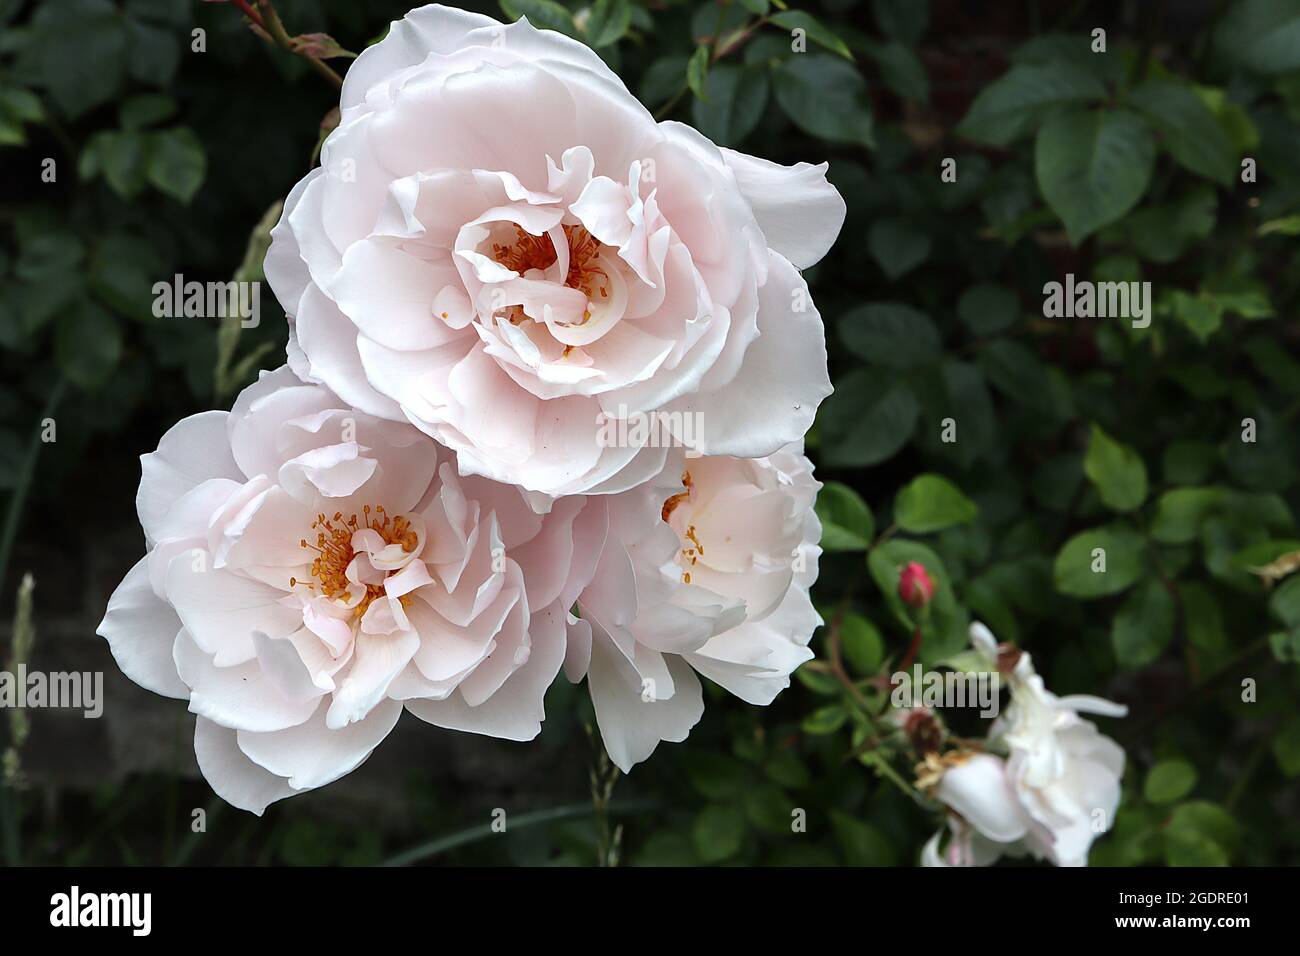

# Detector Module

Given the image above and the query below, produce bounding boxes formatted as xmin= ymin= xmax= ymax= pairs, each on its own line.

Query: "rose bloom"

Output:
xmin=561 ymin=444 xmax=822 ymax=770
xmin=265 ymin=4 xmax=842 ymax=499
xmin=922 ymin=623 xmax=1127 ymax=867
xmin=97 ymin=368 xmax=583 ymax=813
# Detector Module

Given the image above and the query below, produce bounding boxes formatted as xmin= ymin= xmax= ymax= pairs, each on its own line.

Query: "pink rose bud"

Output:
xmin=898 ymin=561 xmax=935 ymax=608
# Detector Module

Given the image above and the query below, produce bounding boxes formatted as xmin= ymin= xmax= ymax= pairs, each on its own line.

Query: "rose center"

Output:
xmin=490 ymin=224 xmax=610 ymax=326
xmin=292 ymin=505 xmax=418 ymax=619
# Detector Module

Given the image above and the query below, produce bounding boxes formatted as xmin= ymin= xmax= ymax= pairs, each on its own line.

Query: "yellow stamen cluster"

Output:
xmin=661 ymin=471 xmax=701 ymax=584
xmin=289 ymin=505 xmax=418 ymax=620
xmin=913 ymin=750 xmax=977 ymax=796
xmin=489 ymin=224 xmax=610 ymax=327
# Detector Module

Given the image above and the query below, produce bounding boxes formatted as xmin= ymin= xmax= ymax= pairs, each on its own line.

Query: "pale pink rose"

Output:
xmin=97 ymin=367 xmax=580 ymax=813
xmin=561 ymin=444 xmax=822 ymax=771
xmin=265 ymin=4 xmax=842 ymax=499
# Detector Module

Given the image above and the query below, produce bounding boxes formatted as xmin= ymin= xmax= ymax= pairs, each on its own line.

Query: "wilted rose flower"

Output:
xmin=265 ymin=4 xmax=842 ymax=499
xmin=897 ymin=560 xmax=934 ymax=608
xmin=918 ymin=750 xmax=1030 ymax=851
xmin=921 ymin=623 xmax=1127 ymax=866
xmin=561 ymin=444 xmax=822 ymax=770
xmin=978 ymin=624 xmax=1128 ymax=867
xmin=98 ymin=367 xmax=580 ymax=813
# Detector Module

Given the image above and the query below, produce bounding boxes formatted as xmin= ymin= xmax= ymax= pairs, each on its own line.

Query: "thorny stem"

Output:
xmin=237 ymin=0 xmax=344 ymax=90
xmin=230 ymin=0 xmax=263 ymax=27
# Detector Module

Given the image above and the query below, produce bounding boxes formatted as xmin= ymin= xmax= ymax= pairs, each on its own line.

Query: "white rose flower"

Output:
xmin=561 ymin=443 xmax=822 ymax=771
xmin=98 ymin=367 xmax=582 ymax=813
xmin=264 ymin=4 xmax=841 ymax=499
xmin=921 ymin=623 xmax=1127 ymax=866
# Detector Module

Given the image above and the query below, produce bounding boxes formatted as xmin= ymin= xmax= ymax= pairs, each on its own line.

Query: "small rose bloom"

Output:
xmin=98 ymin=368 xmax=581 ymax=813
xmin=264 ymin=4 xmax=842 ymax=500
xmin=561 ymin=444 xmax=822 ymax=771
xmin=898 ymin=560 xmax=934 ymax=607
xmin=922 ymin=623 xmax=1128 ymax=867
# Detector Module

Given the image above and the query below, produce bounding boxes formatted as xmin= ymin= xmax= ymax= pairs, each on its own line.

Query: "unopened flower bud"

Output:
xmin=898 ymin=561 xmax=934 ymax=608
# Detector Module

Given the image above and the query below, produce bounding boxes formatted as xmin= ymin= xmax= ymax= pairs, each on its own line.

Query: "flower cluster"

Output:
xmin=97 ymin=4 xmax=842 ymax=813
xmin=917 ymin=624 xmax=1128 ymax=867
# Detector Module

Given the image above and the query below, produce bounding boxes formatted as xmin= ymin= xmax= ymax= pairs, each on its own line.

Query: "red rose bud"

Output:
xmin=898 ymin=561 xmax=934 ymax=608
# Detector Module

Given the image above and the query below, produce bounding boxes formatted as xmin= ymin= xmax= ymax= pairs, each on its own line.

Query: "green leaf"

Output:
xmin=743 ymin=784 xmax=795 ymax=835
xmin=99 ymin=130 xmax=148 ymax=200
xmin=1054 ymin=525 xmax=1146 ymax=598
xmin=871 ymin=0 xmax=928 ymax=45
xmin=1179 ymin=582 xmax=1226 ymax=652
xmin=1151 ymin=487 xmax=1226 ymax=544
xmin=1165 ymin=801 xmax=1238 ymax=866
xmin=978 ymin=339 xmax=1052 ymax=406
xmin=640 ymin=56 xmax=690 ymax=105
xmin=1274 ymin=717 xmax=1300 ymax=777
xmin=1124 ymin=186 xmax=1216 ymax=264
xmin=584 ymin=0 xmax=631 ymax=48
xmin=1167 ymin=289 xmax=1223 ymax=342
xmin=1144 ymin=759 xmax=1197 ymax=804
xmin=958 ymin=283 xmax=1018 ymax=336
xmin=840 ymin=613 xmax=884 ymax=677
xmin=815 ymin=481 xmax=875 ymax=551
xmin=686 ymin=45 xmax=710 ymax=101
xmin=1084 ymin=424 xmax=1148 ymax=513
xmin=795 ymin=662 xmax=841 ymax=696
xmin=1214 ymin=0 xmax=1300 ymax=75
xmin=893 ymin=474 xmax=978 ymax=534
xmin=831 ymin=812 xmax=898 ymax=865
xmin=90 ymin=233 xmax=158 ymax=318
xmin=867 ymin=218 xmax=931 ymax=279
xmin=690 ymin=63 xmax=768 ymax=147
xmin=768 ymin=11 xmax=853 ymax=60
xmin=802 ymin=704 xmax=848 ymax=735
xmin=36 ymin=0 xmax=129 ymax=118
xmin=1270 ymin=576 xmax=1300 ymax=628
xmin=840 ymin=302 xmax=940 ymax=368
xmin=818 ymin=371 xmax=919 ymax=467
xmin=1035 ymin=108 xmax=1156 ymax=245
xmin=864 ymin=39 xmax=928 ymax=103
xmin=763 ymin=749 xmax=810 ymax=789
xmin=0 ymin=85 xmax=42 ymax=124
xmin=772 ymin=55 xmax=874 ymax=146
xmin=692 ymin=804 xmax=746 ymax=863
xmin=500 ymin=0 xmax=577 ymax=36
xmin=145 ymin=127 xmax=206 ymax=203
xmin=119 ymin=93 xmax=176 ymax=130
xmin=55 ymin=298 xmax=123 ymax=389
xmin=930 ymin=360 xmax=996 ymax=467
xmin=1112 ymin=578 xmax=1175 ymax=669
xmin=1272 ymin=628 xmax=1300 ymax=663
xmin=15 ymin=231 xmax=84 ymax=282
xmin=0 ymin=114 xmax=24 ymax=147
xmin=1258 ymin=213 xmax=1300 ymax=236
xmin=126 ymin=16 xmax=179 ymax=86
xmin=957 ymin=63 xmax=1105 ymax=147
xmin=1165 ymin=830 xmax=1229 ymax=867
xmin=1125 ymin=80 xmax=1236 ymax=185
